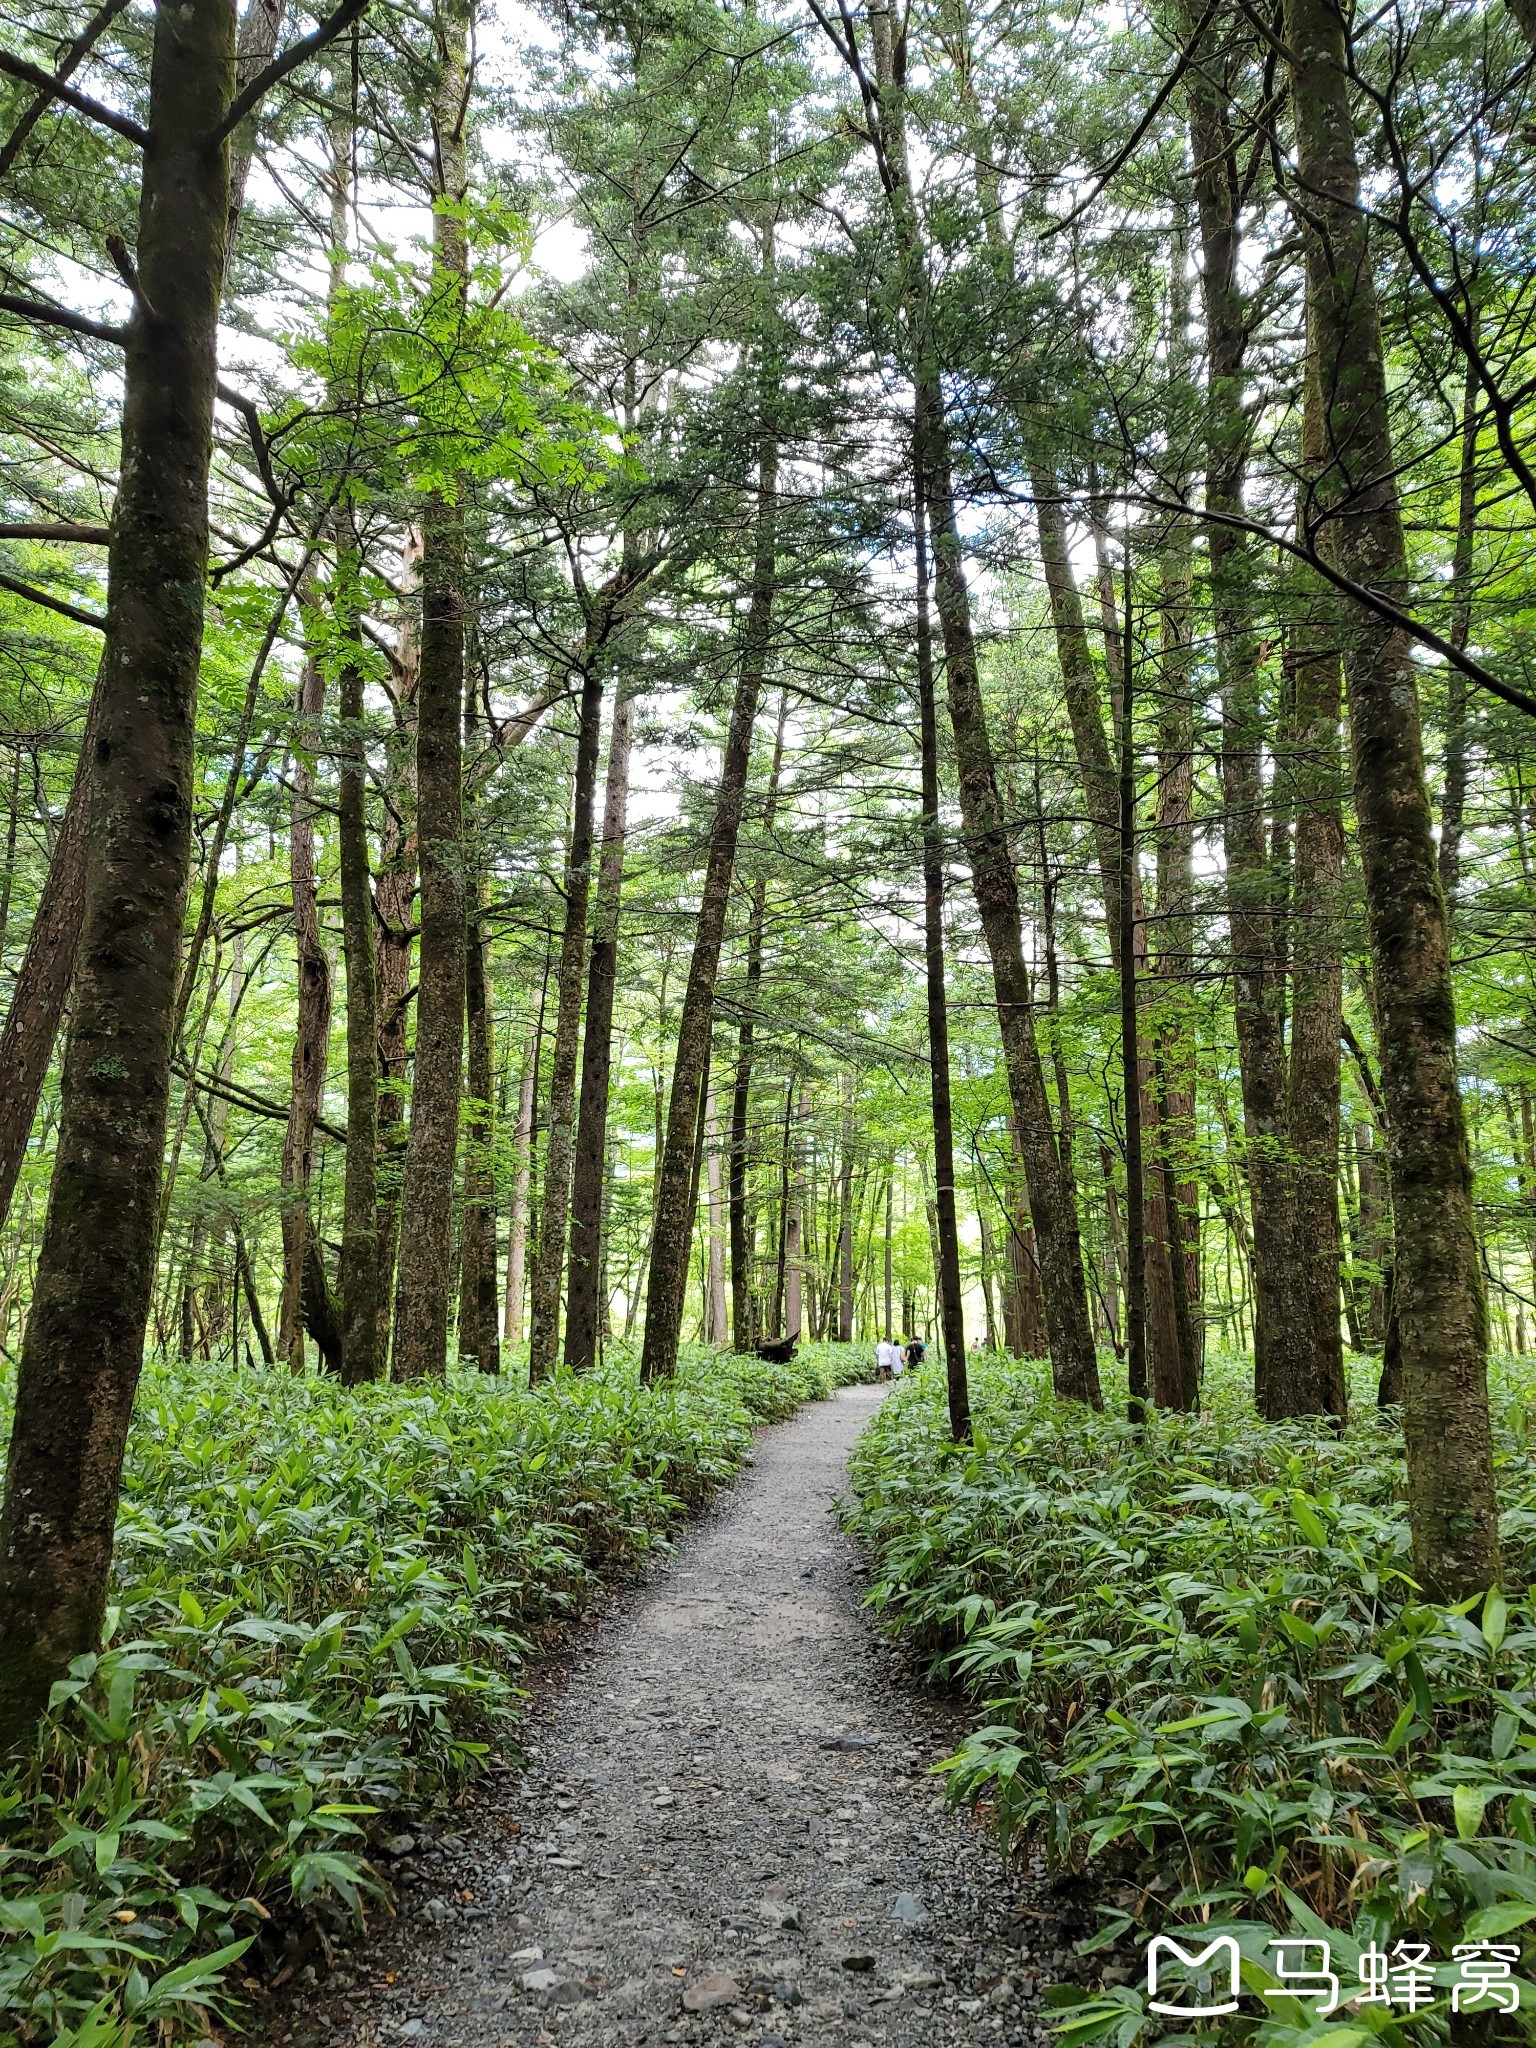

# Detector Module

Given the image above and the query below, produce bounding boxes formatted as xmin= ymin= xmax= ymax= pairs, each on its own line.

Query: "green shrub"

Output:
xmin=0 ymin=1346 xmax=820 ymax=2046
xmin=843 ymin=1353 xmax=1536 ymax=2045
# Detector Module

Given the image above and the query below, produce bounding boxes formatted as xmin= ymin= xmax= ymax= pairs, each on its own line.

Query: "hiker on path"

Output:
xmin=875 ymin=1336 xmax=896 ymax=1381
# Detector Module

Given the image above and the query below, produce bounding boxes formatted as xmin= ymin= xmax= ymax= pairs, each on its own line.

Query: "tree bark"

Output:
xmin=391 ymin=17 xmax=470 ymax=1382
xmin=1285 ymin=0 xmax=1499 ymax=1594
xmin=565 ymin=684 xmax=635 ymax=1371
xmin=0 ymin=0 xmax=235 ymax=1745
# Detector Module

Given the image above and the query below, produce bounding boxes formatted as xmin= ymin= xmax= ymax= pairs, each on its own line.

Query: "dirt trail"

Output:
xmin=280 ymin=1384 xmax=1076 ymax=2048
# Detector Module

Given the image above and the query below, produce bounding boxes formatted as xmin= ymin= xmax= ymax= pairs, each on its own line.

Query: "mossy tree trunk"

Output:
xmin=0 ymin=0 xmax=235 ymax=1745
xmin=1285 ymin=0 xmax=1499 ymax=1593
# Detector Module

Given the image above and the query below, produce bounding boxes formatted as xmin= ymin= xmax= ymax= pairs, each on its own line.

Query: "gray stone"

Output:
xmin=890 ymin=1890 xmax=930 ymax=1927
xmin=682 ymin=1974 xmax=744 ymax=2012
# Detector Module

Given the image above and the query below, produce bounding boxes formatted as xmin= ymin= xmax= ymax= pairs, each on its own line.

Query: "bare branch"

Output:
xmin=0 ymin=292 xmax=125 ymax=345
xmin=0 ymin=0 xmax=132 ymax=178
xmin=0 ymin=568 xmax=105 ymax=630
xmin=0 ymin=46 xmax=146 ymax=144
xmin=0 ymin=522 xmax=110 ymax=543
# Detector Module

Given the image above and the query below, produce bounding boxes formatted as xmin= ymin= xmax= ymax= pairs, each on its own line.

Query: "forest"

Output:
xmin=0 ymin=0 xmax=1534 ymax=2035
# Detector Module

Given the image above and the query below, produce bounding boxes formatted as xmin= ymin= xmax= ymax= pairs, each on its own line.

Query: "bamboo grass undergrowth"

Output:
xmin=843 ymin=1353 xmax=1536 ymax=2047
xmin=0 ymin=1341 xmax=872 ymax=2046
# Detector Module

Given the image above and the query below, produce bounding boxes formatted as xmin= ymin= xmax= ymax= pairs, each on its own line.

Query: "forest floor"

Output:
xmin=259 ymin=1383 xmax=1087 ymax=2048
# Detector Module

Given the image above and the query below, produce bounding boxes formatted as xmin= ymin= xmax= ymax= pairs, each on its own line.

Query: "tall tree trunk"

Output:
xmin=503 ymin=1028 xmax=537 ymax=1346
xmin=728 ymin=693 xmax=787 ymax=1352
xmin=1032 ymin=482 xmax=1189 ymax=1403
xmin=1120 ymin=647 xmax=1148 ymax=1423
xmin=0 ymin=0 xmax=235 ymax=1745
xmin=457 ymin=637 xmax=499 ymax=1373
xmin=528 ymin=654 xmax=606 ymax=1378
xmin=837 ymin=1099 xmax=855 ymax=1343
xmin=854 ymin=0 xmax=1098 ymax=1405
xmin=640 ymin=415 xmax=778 ymax=1379
xmin=278 ymin=653 xmax=333 ymax=1369
xmin=784 ymin=1086 xmax=808 ymax=1339
xmin=1439 ymin=349 xmax=1479 ymax=925
xmin=883 ymin=1172 xmax=893 ymax=1343
xmin=391 ymin=18 xmax=470 ymax=1382
xmin=1283 ymin=352 xmax=1348 ymax=1419
xmin=1285 ymin=0 xmax=1499 ymax=1595
xmin=1154 ymin=239 xmax=1203 ymax=1397
xmin=0 ymin=0 xmax=284 ymax=1242
xmin=565 ymin=685 xmax=635 ymax=1371
xmin=916 ymin=485 xmax=969 ymax=1433
xmin=457 ymin=889 xmax=499 ymax=1371
xmin=335 ymin=527 xmax=380 ymax=1385
xmin=703 ymin=1085 xmax=729 ymax=1343
xmin=1184 ymin=11 xmax=1296 ymax=1413
xmin=372 ymin=560 xmax=420 ymax=1370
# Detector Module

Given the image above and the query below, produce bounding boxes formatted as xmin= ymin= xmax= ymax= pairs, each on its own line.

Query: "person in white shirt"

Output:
xmin=890 ymin=1338 xmax=906 ymax=1377
xmin=875 ymin=1336 xmax=895 ymax=1380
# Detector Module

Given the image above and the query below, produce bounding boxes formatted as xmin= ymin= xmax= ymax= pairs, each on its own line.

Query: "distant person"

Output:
xmin=875 ymin=1336 xmax=895 ymax=1380
xmin=891 ymin=1338 xmax=907 ymax=1378
xmin=904 ymin=1336 xmax=925 ymax=1370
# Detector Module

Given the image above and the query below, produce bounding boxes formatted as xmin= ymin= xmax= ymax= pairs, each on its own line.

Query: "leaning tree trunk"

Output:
xmin=861 ymin=0 xmax=1099 ymax=1404
xmin=0 ymin=681 xmax=100 ymax=1231
xmin=391 ymin=17 xmax=470 ymax=1382
xmin=642 ymin=430 xmax=778 ymax=1381
xmin=1032 ymin=474 xmax=1191 ymax=1406
xmin=1285 ymin=0 xmax=1499 ymax=1595
xmin=565 ymin=684 xmax=636 ymax=1371
xmin=0 ymin=0 xmax=235 ymax=1746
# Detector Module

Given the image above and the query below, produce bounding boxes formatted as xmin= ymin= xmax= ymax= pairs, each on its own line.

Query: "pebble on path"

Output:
xmin=263 ymin=1384 xmax=1083 ymax=2048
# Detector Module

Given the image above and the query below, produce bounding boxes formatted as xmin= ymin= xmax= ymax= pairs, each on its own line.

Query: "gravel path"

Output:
xmin=277 ymin=1385 xmax=1083 ymax=2048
